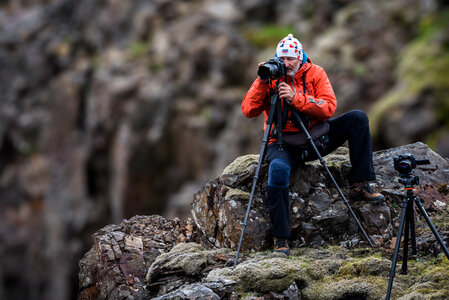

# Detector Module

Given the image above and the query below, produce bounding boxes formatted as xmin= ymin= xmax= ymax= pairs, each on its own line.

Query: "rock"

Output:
xmin=206 ymin=256 xmax=309 ymax=294
xmin=302 ymin=278 xmax=383 ymax=300
xmin=191 ymin=148 xmax=386 ymax=251
xmin=77 ymin=185 xmax=449 ymax=300
xmin=282 ymin=282 xmax=301 ymax=300
xmin=2 ymin=0 xmax=449 ymax=298
xmin=191 ymin=174 xmax=272 ymax=251
xmin=152 ymin=284 xmax=220 ymax=300
xmin=152 ymin=280 xmax=237 ymax=300
xmin=369 ymin=18 xmax=449 ymax=157
xmin=145 ymin=243 xmax=236 ymax=297
xmin=78 ymin=215 xmax=201 ymax=300
xmin=191 ymin=143 xmax=449 ymax=252
xmin=373 ymin=142 xmax=449 ymax=190
xmin=204 ymin=246 xmax=388 ymax=298
xmin=396 ymin=256 xmax=449 ymax=299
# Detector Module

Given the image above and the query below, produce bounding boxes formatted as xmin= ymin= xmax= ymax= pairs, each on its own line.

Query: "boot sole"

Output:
xmin=274 ymin=248 xmax=290 ymax=256
xmin=349 ymin=193 xmax=384 ymax=205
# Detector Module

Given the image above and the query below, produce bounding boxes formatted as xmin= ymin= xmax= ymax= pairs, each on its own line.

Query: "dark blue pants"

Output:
xmin=265 ymin=110 xmax=376 ymax=238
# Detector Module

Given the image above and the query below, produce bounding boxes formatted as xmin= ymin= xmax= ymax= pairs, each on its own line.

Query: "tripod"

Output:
xmin=233 ymin=80 xmax=373 ymax=269
xmin=385 ymin=174 xmax=449 ymax=300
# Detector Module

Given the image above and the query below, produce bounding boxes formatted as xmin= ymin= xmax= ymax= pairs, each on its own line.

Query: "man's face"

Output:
xmin=280 ymin=56 xmax=301 ymax=76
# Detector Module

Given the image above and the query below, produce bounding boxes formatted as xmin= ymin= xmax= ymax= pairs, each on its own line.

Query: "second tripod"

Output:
xmin=385 ymin=157 xmax=449 ymax=300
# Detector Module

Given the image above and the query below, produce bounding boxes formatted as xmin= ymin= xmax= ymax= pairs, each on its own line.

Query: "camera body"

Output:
xmin=394 ymin=154 xmax=417 ymax=176
xmin=393 ymin=153 xmax=430 ymax=177
xmin=258 ymin=57 xmax=286 ymax=81
xmin=393 ymin=153 xmax=430 ymax=188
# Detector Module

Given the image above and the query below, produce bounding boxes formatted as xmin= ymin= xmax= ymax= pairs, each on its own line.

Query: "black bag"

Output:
xmin=282 ymin=121 xmax=330 ymax=160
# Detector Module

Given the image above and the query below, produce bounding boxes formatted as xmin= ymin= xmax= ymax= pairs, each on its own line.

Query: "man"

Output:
xmin=242 ymin=33 xmax=384 ymax=256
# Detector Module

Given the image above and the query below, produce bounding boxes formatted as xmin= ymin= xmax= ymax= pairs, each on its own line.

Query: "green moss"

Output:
xmin=201 ymin=106 xmax=212 ymax=122
xmin=302 ymin=276 xmax=386 ymax=300
xmin=231 ymin=257 xmax=308 ymax=294
xmin=129 ymin=41 xmax=148 ymax=59
xmin=398 ymin=36 xmax=449 ymax=94
xmin=350 ymin=247 xmax=381 ymax=258
xmin=369 ymin=87 xmax=412 ymax=138
xmin=425 ymin=130 xmax=441 ymax=150
xmin=418 ymin=10 xmax=449 ymax=42
xmin=338 ymin=257 xmax=390 ymax=277
xmin=353 ymin=63 xmax=369 ymax=78
xmin=369 ymin=9 xmax=449 ymax=139
xmin=244 ymin=24 xmax=295 ymax=49
xmin=225 ymin=188 xmax=250 ymax=202
xmin=432 ymin=203 xmax=449 ymax=228
xmin=401 ymin=256 xmax=449 ymax=298
xmin=437 ymin=183 xmax=449 ymax=195
xmin=222 ymin=154 xmax=259 ymax=176
xmin=207 ymin=245 xmax=449 ymax=299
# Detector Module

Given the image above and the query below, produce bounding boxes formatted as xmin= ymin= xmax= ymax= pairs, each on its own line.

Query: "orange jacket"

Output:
xmin=242 ymin=58 xmax=337 ymax=137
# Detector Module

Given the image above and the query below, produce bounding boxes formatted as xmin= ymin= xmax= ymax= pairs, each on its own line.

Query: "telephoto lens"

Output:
xmin=257 ymin=57 xmax=286 ymax=80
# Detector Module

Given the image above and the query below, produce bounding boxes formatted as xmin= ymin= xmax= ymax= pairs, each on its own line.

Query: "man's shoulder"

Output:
xmin=308 ymin=62 xmax=325 ymax=72
xmin=300 ymin=62 xmax=326 ymax=77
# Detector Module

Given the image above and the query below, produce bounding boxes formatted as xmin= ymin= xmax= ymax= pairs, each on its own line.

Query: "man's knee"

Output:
xmin=268 ymin=159 xmax=291 ymax=188
xmin=349 ymin=109 xmax=369 ymax=127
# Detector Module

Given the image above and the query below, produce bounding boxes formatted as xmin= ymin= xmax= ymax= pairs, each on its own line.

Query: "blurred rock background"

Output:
xmin=0 ymin=0 xmax=448 ymax=299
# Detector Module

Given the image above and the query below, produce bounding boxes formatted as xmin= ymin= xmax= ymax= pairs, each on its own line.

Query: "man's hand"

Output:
xmin=278 ymin=82 xmax=295 ymax=102
xmin=257 ymin=61 xmax=268 ymax=83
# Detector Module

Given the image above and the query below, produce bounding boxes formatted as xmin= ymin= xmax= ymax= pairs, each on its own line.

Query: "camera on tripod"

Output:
xmin=393 ymin=153 xmax=430 ymax=176
xmin=386 ymin=152 xmax=449 ymax=300
xmin=393 ymin=153 xmax=430 ymax=187
xmin=258 ymin=57 xmax=286 ymax=81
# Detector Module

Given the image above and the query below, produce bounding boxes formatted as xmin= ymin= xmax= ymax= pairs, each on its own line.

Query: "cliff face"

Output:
xmin=1 ymin=0 xmax=449 ymax=299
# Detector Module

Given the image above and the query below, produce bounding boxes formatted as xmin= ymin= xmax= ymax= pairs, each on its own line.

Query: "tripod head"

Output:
xmin=398 ymin=175 xmax=419 ymax=189
xmin=393 ymin=153 xmax=430 ymax=189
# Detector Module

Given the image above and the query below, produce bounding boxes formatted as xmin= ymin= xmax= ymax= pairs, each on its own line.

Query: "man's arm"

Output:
xmin=289 ymin=66 xmax=337 ymax=120
xmin=242 ymin=77 xmax=270 ymax=118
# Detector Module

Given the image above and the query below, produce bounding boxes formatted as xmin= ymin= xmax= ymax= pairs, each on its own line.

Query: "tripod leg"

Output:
xmin=401 ymin=200 xmax=412 ymax=274
xmin=288 ymin=108 xmax=373 ymax=247
xmin=409 ymin=202 xmax=417 ymax=258
xmin=386 ymin=199 xmax=409 ymax=300
xmin=233 ymin=94 xmax=280 ymax=269
xmin=414 ymin=197 xmax=449 ymax=260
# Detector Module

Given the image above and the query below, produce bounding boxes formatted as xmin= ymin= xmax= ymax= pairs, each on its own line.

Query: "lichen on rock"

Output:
xmin=206 ymin=256 xmax=309 ymax=294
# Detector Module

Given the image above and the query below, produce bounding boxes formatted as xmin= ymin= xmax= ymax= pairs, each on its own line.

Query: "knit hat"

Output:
xmin=276 ymin=33 xmax=303 ymax=61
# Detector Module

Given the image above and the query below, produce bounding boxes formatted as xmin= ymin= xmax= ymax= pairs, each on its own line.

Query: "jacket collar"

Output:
xmin=294 ymin=57 xmax=312 ymax=79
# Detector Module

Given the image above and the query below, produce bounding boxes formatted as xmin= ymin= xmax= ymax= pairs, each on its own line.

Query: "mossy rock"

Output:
xmin=302 ymin=276 xmax=386 ymax=300
xmin=206 ymin=256 xmax=309 ymax=294
xmin=338 ymin=256 xmax=391 ymax=277
xmin=225 ymin=188 xmax=250 ymax=202
xmin=222 ymin=154 xmax=259 ymax=176
xmin=403 ymin=257 xmax=449 ymax=298
xmin=146 ymin=243 xmax=231 ymax=283
xmin=369 ymin=9 xmax=449 ymax=138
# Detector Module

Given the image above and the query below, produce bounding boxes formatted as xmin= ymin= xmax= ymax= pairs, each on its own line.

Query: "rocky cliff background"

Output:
xmin=1 ymin=0 xmax=449 ymax=299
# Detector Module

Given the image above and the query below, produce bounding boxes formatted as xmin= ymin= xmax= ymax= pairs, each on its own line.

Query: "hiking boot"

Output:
xmin=349 ymin=181 xmax=385 ymax=204
xmin=274 ymin=238 xmax=290 ymax=256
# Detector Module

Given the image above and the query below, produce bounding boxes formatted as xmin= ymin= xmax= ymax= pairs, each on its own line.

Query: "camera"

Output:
xmin=258 ymin=57 xmax=286 ymax=81
xmin=393 ymin=153 xmax=430 ymax=176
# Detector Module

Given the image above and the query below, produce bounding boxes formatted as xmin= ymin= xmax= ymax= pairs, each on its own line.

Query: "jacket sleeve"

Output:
xmin=242 ymin=78 xmax=270 ymax=118
xmin=290 ymin=66 xmax=337 ymax=120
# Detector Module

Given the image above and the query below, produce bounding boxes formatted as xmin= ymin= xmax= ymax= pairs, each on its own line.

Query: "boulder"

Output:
xmin=191 ymin=143 xmax=449 ymax=251
xmin=78 ymin=143 xmax=449 ymax=299
xmin=151 ymin=281 xmax=237 ymax=300
xmin=78 ymin=215 xmax=201 ymax=300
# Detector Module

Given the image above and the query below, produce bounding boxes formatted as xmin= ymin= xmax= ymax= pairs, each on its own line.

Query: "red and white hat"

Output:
xmin=276 ymin=33 xmax=303 ymax=60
